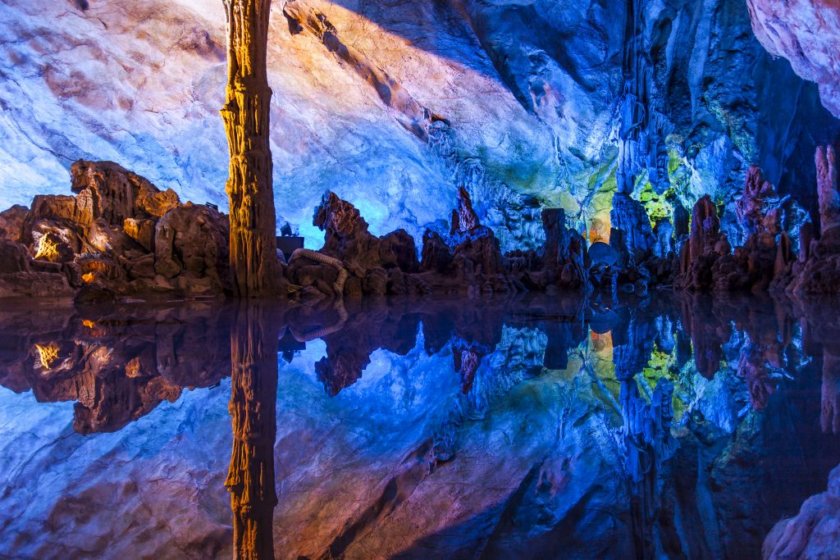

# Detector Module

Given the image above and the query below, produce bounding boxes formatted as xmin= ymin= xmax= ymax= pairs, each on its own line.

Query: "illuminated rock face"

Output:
xmin=0 ymin=0 xmax=838 ymax=251
xmin=748 ymin=0 xmax=840 ymax=118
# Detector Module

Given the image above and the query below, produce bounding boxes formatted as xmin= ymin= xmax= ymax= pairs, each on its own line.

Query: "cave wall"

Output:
xmin=0 ymin=0 xmax=837 ymax=249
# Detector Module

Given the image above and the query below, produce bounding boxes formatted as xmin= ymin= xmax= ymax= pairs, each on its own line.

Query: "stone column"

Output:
xmin=221 ymin=0 xmax=281 ymax=298
xmin=816 ymin=145 xmax=839 ymax=235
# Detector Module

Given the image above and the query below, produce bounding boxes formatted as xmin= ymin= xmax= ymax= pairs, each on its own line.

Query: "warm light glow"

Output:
xmin=125 ymin=357 xmax=142 ymax=378
xmin=82 ymin=272 xmax=95 ymax=284
xmin=82 ymin=319 xmax=96 ymax=328
xmin=34 ymin=234 xmax=60 ymax=261
xmin=34 ymin=343 xmax=60 ymax=370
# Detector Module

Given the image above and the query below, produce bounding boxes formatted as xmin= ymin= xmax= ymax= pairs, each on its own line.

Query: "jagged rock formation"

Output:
xmin=817 ymin=145 xmax=839 ymax=234
xmin=763 ymin=465 xmax=840 ymax=559
xmin=777 ymin=144 xmax=840 ymax=294
xmin=673 ymin=166 xmax=812 ymax=294
xmin=0 ymin=161 xmax=231 ymax=301
xmin=676 ymin=196 xmax=727 ymax=291
xmin=747 ymin=0 xmax=840 ymax=118
xmin=2 ymin=0 xmax=839 ymax=255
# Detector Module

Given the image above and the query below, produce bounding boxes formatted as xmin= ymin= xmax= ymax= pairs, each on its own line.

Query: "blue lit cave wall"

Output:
xmin=0 ymin=0 xmax=838 ymax=249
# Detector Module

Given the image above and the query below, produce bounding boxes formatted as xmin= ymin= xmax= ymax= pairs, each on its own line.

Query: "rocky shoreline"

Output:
xmin=1 ymin=147 xmax=839 ymax=304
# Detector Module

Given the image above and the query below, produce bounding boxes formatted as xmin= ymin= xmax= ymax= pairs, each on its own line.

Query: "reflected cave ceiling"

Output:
xmin=0 ymin=0 xmax=839 ymax=249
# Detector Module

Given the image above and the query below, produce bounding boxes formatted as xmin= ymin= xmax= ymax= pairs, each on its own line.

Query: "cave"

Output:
xmin=0 ymin=0 xmax=839 ymax=558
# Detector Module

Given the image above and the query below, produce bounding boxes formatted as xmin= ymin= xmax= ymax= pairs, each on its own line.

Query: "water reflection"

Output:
xmin=0 ymin=294 xmax=839 ymax=558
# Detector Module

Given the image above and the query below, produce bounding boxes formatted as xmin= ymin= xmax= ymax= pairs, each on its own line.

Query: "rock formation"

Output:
xmin=817 ymin=144 xmax=839 ymax=235
xmin=676 ymin=196 xmax=726 ymax=291
xmin=221 ymin=0 xmax=282 ymax=298
xmin=777 ymin=144 xmax=840 ymax=295
xmin=0 ymin=161 xmax=232 ymax=301
xmin=763 ymin=465 xmax=840 ymax=559
xmin=748 ymin=0 xmax=840 ymax=117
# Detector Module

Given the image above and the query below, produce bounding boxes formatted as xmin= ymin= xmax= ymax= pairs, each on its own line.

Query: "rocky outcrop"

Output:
xmin=0 ymin=161 xmax=232 ymax=301
xmin=531 ymin=208 xmax=586 ymax=291
xmin=70 ymin=160 xmax=180 ymax=224
xmin=748 ymin=0 xmax=840 ymax=118
xmin=0 ymin=205 xmax=28 ymax=242
xmin=676 ymin=196 xmax=728 ymax=291
xmin=154 ymin=204 xmax=231 ymax=295
xmin=777 ymin=145 xmax=840 ymax=295
xmin=763 ymin=465 xmax=840 ymax=559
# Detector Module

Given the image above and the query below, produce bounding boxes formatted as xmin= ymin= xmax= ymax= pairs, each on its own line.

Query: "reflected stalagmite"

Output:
xmin=226 ymin=305 xmax=280 ymax=559
xmin=221 ymin=0 xmax=281 ymax=298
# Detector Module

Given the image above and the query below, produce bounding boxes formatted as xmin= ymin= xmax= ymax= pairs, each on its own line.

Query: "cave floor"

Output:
xmin=0 ymin=293 xmax=838 ymax=559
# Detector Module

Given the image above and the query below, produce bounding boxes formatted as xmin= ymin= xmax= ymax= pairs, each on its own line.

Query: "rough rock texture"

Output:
xmin=0 ymin=205 xmax=28 ymax=242
xmin=70 ymin=160 xmax=180 ymax=223
xmin=0 ymin=161 xmax=231 ymax=301
xmin=676 ymin=196 xmax=727 ymax=291
xmin=763 ymin=465 xmax=840 ymax=559
xmin=817 ymin=145 xmax=839 ymax=235
xmin=154 ymin=204 xmax=231 ymax=295
xmin=1 ymin=0 xmax=838 ymax=251
xmin=777 ymin=145 xmax=840 ymax=295
xmin=748 ymin=0 xmax=840 ymax=118
xmin=222 ymin=0 xmax=283 ymax=298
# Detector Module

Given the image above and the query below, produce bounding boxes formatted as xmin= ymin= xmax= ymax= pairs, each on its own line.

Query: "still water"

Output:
xmin=0 ymin=294 xmax=838 ymax=559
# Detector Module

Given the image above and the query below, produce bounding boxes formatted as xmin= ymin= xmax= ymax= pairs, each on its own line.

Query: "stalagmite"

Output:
xmin=816 ymin=144 xmax=839 ymax=235
xmin=222 ymin=0 xmax=281 ymax=298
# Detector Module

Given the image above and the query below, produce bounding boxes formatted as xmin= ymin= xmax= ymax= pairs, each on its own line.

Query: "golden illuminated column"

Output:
xmin=226 ymin=304 xmax=280 ymax=559
xmin=221 ymin=0 xmax=281 ymax=298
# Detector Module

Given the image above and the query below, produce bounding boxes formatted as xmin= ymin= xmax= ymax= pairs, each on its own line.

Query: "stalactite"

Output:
xmin=226 ymin=304 xmax=280 ymax=559
xmin=617 ymin=0 xmax=667 ymax=196
xmin=222 ymin=0 xmax=281 ymax=298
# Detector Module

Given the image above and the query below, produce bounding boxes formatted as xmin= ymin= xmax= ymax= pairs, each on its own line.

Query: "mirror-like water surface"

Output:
xmin=0 ymin=295 xmax=838 ymax=559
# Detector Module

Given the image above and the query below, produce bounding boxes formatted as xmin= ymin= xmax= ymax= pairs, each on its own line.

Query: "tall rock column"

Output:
xmin=222 ymin=0 xmax=280 ymax=297
xmin=816 ymin=144 xmax=839 ymax=235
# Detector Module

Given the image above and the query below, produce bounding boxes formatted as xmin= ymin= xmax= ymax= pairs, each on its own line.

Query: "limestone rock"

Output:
xmin=676 ymin=196 xmax=728 ymax=291
xmin=763 ymin=464 xmax=840 ymax=559
xmin=26 ymin=194 xmax=94 ymax=230
xmin=0 ymin=271 xmax=73 ymax=299
xmin=610 ymin=193 xmax=654 ymax=265
xmin=817 ymin=145 xmax=839 ymax=235
xmin=748 ymin=0 xmax=840 ymax=117
xmin=420 ymin=230 xmax=452 ymax=274
xmin=0 ymin=241 xmax=30 ymax=274
xmin=0 ymin=205 xmax=28 ymax=242
xmin=123 ymin=218 xmax=156 ymax=252
xmin=154 ymin=204 xmax=230 ymax=294
xmin=70 ymin=160 xmax=180 ymax=224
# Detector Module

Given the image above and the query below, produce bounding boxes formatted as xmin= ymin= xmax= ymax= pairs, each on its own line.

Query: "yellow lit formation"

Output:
xmin=34 ymin=235 xmax=60 ymax=261
xmin=34 ymin=343 xmax=61 ymax=370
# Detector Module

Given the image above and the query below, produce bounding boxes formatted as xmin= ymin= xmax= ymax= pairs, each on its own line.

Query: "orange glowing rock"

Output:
xmin=82 ymin=272 xmax=95 ymax=284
